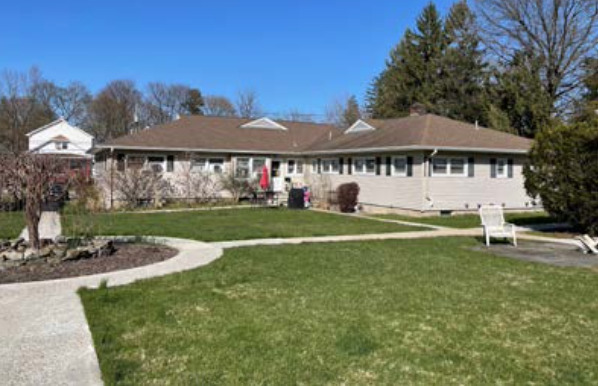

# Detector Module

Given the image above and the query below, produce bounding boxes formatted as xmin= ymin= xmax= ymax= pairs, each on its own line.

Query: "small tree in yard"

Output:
xmin=337 ymin=182 xmax=360 ymax=213
xmin=110 ymin=167 xmax=171 ymax=208
xmin=219 ymin=173 xmax=256 ymax=203
xmin=524 ymin=122 xmax=598 ymax=235
xmin=0 ymin=153 xmax=65 ymax=249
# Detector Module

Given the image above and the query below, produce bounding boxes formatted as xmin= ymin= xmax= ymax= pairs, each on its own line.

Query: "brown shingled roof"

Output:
xmin=307 ymin=114 xmax=531 ymax=153
xmin=100 ymin=116 xmax=336 ymax=153
xmin=99 ymin=114 xmax=531 ymax=154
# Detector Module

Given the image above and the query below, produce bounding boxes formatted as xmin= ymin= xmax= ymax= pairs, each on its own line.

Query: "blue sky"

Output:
xmin=2 ymin=1 xmax=455 ymax=118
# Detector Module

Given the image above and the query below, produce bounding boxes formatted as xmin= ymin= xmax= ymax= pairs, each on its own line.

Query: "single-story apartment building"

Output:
xmin=93 ymin=112 xmax=536 ymax=214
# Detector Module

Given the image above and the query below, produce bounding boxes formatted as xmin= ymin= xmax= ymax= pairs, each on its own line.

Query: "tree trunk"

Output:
xmin=25 ymin=200 xmax=42 ymax=250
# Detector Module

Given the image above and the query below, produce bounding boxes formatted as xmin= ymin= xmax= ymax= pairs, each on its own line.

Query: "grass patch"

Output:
xmin=80 ymin=237 xmax=598 ymax=384
xmin=0 ymin=211 xmax=25 ymax=239
xmin=62 ymin=208 xmax=422 ymax=242
xmin=375 ymin=211 xmax=557 ymax=229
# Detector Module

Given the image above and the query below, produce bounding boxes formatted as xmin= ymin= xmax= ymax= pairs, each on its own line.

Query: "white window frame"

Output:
xmin=311 ymin=159 xmax=318 ymax=173
xmin=353 ymin=157 xmax=376 ymax=175
xmin=392 ymin=156 xmax=408 ymax=177
xmin=321 ymin=158 xmax=340 ymax=174
xmin=55 ymin=141 xmax=68 ymax=150
xmin=431 ymin=157 xmax=468 ymax=177
xmin=234 ymin=157 xmax=267 ymax=179
xmin=495 ymin=158 xmax=508 ymax=179
xmin=125 ymin=154 xmax=167 ymax=173
xmin=287 ymin=159 xmax=304 ymax=175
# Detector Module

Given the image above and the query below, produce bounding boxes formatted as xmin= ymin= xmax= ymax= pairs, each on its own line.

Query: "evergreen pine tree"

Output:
xmin=368 ymin=3 xmax=446 ymax=118
xmin=440 ymin=1 xmax=487 ymax=124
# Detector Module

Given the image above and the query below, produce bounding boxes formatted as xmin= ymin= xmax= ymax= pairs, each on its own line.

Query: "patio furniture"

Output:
xmin=479 ymin=205 xmax=517 ymax=247
xmin=576 ymin=235 xmax=598 ymax=254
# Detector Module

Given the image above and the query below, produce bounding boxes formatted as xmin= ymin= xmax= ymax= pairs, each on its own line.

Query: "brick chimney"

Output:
xmin=409 ymin=103 xmax=427 ymax=116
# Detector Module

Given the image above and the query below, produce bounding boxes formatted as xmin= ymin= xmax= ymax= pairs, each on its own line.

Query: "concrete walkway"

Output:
xmin=0 ymin=228 xmax=581 ymax=385
xmin=19 ymin=211 xmax=62 ymax=241
xmin=0 ymin=237 xmax=223 ymax=386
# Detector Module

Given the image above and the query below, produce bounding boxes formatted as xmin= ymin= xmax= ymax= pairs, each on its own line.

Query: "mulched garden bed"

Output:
xmin=0 ymin=243 xmax=178 ymax=284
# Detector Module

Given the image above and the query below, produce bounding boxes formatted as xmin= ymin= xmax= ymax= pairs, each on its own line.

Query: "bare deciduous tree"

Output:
xmin=283 ymin=109 xmax=314 ymax=122
xmin=325 ymin=95 xmax=363 ymax=128
xmin=86 ymin=80 xmax=141 ymax=142
xmin=236 ymin=89 xmax=262 ymax=118
xmin=34 ymin=80 xmax=91 ymax=126
xmin=0 ymin=153 xmax=65 ymax=249
xmin=203 ymin=95 xmax=237 ymax=117
xmin=110 ymin=167 xmax=171 ymax=208
xmin=0 ymin=67 xmax=55 ymax=152
xmin=175 ymin=157 xmax=221 ymax=203
xmin=143 ymin=82 xmax=202 ymax=126
xmin=476 ymin=0 xmax=598 ymax=112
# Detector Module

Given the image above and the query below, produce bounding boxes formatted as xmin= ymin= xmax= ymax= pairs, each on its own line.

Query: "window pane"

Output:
xmin=393 ymin=157 xmax=406 ymax=174
xmin=127 ymin=156 xmax=145 ymax=170
xmin=432 ymin=158 xmax=447 ymax=175
xmin=192 ymin=158 xmax=207 ymax=172
xmin=296 ymin=161 xmax=303 ymax=174
xmin=209 ymin=159 xmax=224 ymax=174
xmin=236 ymin=158 xmax=250 ymax=178
xmin=331 ymin=160 xmax=339 ymax=172
xmin=497 ymin=159 xmax=506 ymax=176
xmin=312 ymin=160 xmax=318 ymax=172
xmin=365 ymin=158 xmax=376 ymax=174
xmin=450 ymin=158 xmax=465 ymax=175
xmin=288 ymin=160 xmax=296 ymax=174
xmin=355 ymin=159 xmax=365 ymax=173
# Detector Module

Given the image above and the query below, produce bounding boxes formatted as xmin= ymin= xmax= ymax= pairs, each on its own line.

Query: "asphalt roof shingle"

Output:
xmin=100 ymin=114 xmax=532 ymax=154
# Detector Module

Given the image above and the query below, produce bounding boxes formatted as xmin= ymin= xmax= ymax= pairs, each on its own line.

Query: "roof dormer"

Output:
xmin=344 ymin=119 xmax=376 ymax=134
xmin=240 ymin=117 xmax=288 ymax=131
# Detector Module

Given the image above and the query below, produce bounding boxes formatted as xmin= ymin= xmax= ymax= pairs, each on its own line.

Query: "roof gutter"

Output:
xmin=94 ymin=144 xmax=529 ymax=156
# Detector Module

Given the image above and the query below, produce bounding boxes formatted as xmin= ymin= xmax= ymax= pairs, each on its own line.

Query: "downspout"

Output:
xmin=110 ymin=147 xmax=114 ymax=210
xmin=423 ymin=148 xmax=438 ymax=210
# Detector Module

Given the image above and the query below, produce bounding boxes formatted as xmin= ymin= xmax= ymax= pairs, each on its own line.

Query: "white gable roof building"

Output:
xmin=27 ymin=118 xmax=95 ymax=158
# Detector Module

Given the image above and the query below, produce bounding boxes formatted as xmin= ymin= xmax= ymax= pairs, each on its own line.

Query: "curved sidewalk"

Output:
xmin=0 ymin=237 xmax=223 ymax=386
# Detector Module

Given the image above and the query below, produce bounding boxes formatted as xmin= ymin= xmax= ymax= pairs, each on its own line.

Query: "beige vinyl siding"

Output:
xmin=426 ymin=153 xmax=534 ymax=211
xmin=306 ymin=153 xmax=425 ymax=210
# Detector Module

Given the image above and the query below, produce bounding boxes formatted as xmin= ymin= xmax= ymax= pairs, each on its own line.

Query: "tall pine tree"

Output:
xmin=368 ymin=3 xmax=446 ymax=118
xmin=440 ymin=1 xmax=487 ymax=124
xmin=368 ymin=2 xmax=487 ymax=124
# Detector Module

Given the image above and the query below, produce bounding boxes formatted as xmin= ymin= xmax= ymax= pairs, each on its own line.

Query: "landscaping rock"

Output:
xmin=2 ymin=250 xmax=23 ymax=261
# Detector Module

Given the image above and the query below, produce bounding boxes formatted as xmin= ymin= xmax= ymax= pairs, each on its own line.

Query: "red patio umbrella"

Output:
xmin=260 ymin=164 xmax=270 ymax=190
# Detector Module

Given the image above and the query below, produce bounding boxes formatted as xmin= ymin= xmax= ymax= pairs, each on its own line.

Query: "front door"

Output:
xmin=270 ymin=160 xmax=283 ymax=192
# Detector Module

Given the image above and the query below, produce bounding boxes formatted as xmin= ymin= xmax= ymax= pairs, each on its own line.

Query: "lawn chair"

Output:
xmin=479 ymin=205 xmax=517 ymax=247
xmin=576 ymin=235 xmax=598 ymax=254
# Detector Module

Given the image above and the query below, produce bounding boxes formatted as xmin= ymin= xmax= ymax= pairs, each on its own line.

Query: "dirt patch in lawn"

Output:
xmin=0 ymin=243 xmax=177 ymax=284
xmin=471 ymin=241 xmax=598 ymax=268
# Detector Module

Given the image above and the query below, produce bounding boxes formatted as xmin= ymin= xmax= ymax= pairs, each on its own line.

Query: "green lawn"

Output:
xmin=81 ymin=237 xmax=598 ymax=385
xmin=374 ymin=211 xmax=557 ymax=229
xmin=0 ymin=211 xmax=25 ymax=239
xmin=62 ymin=208 xmax=423 ymax=242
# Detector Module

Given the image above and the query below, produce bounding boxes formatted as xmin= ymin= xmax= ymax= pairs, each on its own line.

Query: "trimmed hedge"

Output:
xmin=337 ymin=182 xmax=360 ymax=213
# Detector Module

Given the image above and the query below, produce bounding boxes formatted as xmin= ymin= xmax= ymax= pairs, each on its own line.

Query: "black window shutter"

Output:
xmin=167 ymin=155 xmax=174 ymax=172
xmin=376 ymin=157 xmax=381 ymax=175
xmin=347 ymin=157 xmax=352 ymax=175
xmin=339 ymin=157 xmax=344 ymax=175
xmin=490 ymin=158 xmax=497 ymax=178
xmin=508 ymin=158 xmax=514 ymax=178
xmin=468 ymin=157 xmax=474 ymax=177
xmin=407 ymin=156 xmax=413 ymax=177
xmin=386 ymin=157 xmax=391 ymax=176
xmin=317 ymin=158 xmax=321 ymax=174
